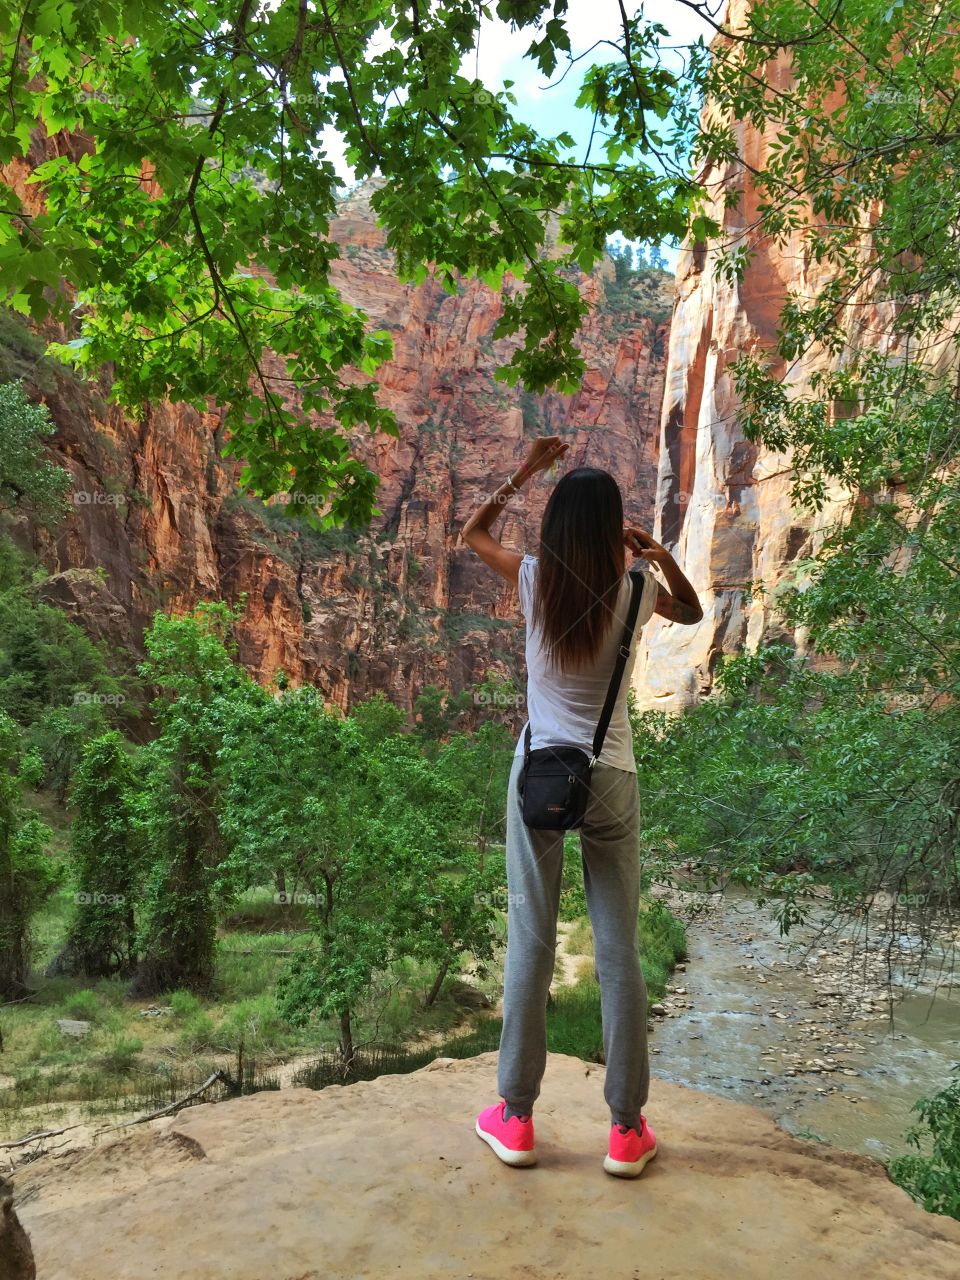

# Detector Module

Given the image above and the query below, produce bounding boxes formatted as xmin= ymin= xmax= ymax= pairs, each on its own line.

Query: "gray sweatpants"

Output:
xmin=497 ymin=754 xmax=650 ymax=1128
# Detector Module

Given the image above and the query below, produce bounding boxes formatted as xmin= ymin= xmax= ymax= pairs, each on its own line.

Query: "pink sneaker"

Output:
xmin=475 ymin=1100 xmax=537 ymax=1166
xmin=603 ymin=1114 xmax=658 ymax=1178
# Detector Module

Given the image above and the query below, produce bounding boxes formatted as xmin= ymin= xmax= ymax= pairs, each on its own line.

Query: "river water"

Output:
xmin=649 ymin=885 xmax=960 ymax=1161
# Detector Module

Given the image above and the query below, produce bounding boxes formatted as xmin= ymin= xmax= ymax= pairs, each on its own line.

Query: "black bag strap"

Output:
xmin=523 ymin=569 xmax=645 ymax=769
xmin=590 ymin=569 xmax=644 ymax=765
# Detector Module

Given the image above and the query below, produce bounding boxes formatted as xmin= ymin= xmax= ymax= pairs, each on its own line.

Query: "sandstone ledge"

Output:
xmin=17 ymin=1051 xmax=960 ymax=1280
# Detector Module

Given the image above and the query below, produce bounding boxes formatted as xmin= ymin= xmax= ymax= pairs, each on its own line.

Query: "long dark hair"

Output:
xmin=530 ymin=467 xmax=626 ymax=673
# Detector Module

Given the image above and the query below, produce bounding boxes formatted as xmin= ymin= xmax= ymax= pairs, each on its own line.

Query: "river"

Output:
xmin=648 ymin=884 xmax=960 ymax=1161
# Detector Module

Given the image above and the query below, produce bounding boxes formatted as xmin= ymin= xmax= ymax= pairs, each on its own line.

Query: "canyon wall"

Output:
xmin=630 ymin=1 xmax=895 ymax=712
xmin=2 ymin=139 xmax=672 ymax=717
xmin=8 ymin=25 xmax=887 ymax=723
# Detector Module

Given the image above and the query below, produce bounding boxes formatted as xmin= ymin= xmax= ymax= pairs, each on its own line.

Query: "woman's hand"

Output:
xmin=626 ymin=527 xmax=705 ymax=624
xmin=514 ymin=435 xmax=569 ymax=485
xmin=624 ymin=526 xmax=671 ymax=568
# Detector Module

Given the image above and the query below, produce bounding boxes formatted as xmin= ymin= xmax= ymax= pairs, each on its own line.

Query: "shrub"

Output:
xmin=99 ymin=1035 xmax=144 ymax=1075
xmin=888 ymin=1066 xmax=960 ymax=1221
xmin=169 ymin=990 xmax=203 ymax=1021
xmin=59 ymin=989 xmax=101 ymax=1022
xmin=177 ymin=1011 xmax=220 ymax=1053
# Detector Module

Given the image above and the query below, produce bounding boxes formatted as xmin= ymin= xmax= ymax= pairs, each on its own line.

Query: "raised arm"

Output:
xmin=460 ymin=436 xmax=569 ymax=587
xmin=624 ymin=527 xmax=704 ymax=625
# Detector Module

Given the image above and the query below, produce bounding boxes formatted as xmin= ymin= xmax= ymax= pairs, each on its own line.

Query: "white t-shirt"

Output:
xmin=513 ymin=554 xmax=658 ymax=775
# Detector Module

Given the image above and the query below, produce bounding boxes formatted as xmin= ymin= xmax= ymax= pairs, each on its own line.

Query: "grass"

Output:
xmin=793 ymin=1127 xmax=829 ymax=1144
xmin=0 ymin=881 xmax=505 ymax=1135
xmin=563 ymin=895 xmax=687 ymax=1005
xmin=638 ymin=898 xmax=689 ymax=1000
xmin=0 ymin=875 xmax=687 ymax=1136
xmin=289 ymin=976 xmax=608 ymax=1093
xmin=292 ymin=892 xmax=687 ymax=1091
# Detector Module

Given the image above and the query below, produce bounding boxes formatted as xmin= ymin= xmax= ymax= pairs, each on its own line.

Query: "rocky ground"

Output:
xmin=11 ymin=1050 xmax=960 ymax=1280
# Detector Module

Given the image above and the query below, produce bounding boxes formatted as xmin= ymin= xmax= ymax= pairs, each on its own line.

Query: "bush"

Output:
xmin=888 ymin=1066 xmax=960 ymax=1221
xmin=169 ymin=990 xmax=203 ymax=1021
xmin=221 ymin=996 xmax=287 ymax=1048
xmin=99 ymin=1035 xmax=144 ymax=1075
xmin=59 ymin=989 xmax=101 ymax=1022
xmin=177 ymin=1011 xmax=220 ymax=1053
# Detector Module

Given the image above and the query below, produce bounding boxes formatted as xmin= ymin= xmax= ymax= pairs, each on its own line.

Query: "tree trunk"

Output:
xmin=338 ymin=1009 xmax=354 ymax=1075
xmin=424 ymin=958 xmax=450 ymax=1008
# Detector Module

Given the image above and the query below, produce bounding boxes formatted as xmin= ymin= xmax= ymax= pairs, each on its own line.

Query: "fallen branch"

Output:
xmin=93 ymin=1069 xmax=234 ymax=1136
xmin=0 ymin=1125 xmax=81 ymax=1150
xmin=0 ymin=993 xmax=38 ymax=1009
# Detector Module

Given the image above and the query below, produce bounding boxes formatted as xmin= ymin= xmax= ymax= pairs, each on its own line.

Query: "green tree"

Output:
xmin=889 ymin=1066 xmax=960 ymax=1222
xmin=367 ymin=728 xmax=501 ymax=1007
xmin=131 ymin=600 xmax=267 ymax=996
xmin=0 ymin=711 xmax=56 ymax=997
xmin=220 ymin=689 xmax=412 ymax=1063
xmin=0 ymin=388 xmax=127 ymax=802
xmin=633 ymin=645 xmax=960 ymax=937
xmin=648 ymin=243 xmax=666 ymax=271
xmin=0 ymin=2 xmax=703 ymax=523
xmin=413 ymin=683 xmax=471 ymax=753
xmin=351 ymin=689 xmax=406 ymax=745
xmin=436 ymin=719 xmax=517 ymax=856
xmin=629 ymin=0 xmax=960 ymax=941
xmin=0 ymin=380 xmax=70 ymax=523
xmin=0 ymin=581 xmax=124 ymax=730
xmin=0 ymin=544 xmax=133 ymax=800
xmin=56 ymin=731 xmax=142 ymax=978
xmin=610 ymin=241 xmax=634 ymax=284
xmin=219 ymin=687 xmax=497 ymax=1061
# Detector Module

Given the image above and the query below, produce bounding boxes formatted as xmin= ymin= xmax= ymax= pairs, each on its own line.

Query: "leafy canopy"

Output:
xmin=0 ymin=0 xmax=704 ymax=524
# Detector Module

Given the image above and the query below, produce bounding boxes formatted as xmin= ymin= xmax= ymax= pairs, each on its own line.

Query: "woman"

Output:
xmin=461 ymin=434 xmax=703 ymax=1177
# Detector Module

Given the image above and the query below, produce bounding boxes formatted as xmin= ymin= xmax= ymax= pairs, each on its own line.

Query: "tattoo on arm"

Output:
xmin=655 ymin=586 xmax=703 ymax=625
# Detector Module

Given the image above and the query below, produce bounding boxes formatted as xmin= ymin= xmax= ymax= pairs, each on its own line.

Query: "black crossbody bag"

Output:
xmin=516 ymin=569 xmax=644 ymax=831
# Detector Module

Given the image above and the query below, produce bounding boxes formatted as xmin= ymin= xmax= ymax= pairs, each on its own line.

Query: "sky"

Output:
xmin=319 ymin=0 xmax=713 ymax=272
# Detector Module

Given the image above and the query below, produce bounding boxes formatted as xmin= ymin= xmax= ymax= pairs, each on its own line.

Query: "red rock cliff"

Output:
xmin=2 ymin=144 xmax=672 ymax=716
xmin=630 ymin=0 xmax=898 ymax=712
